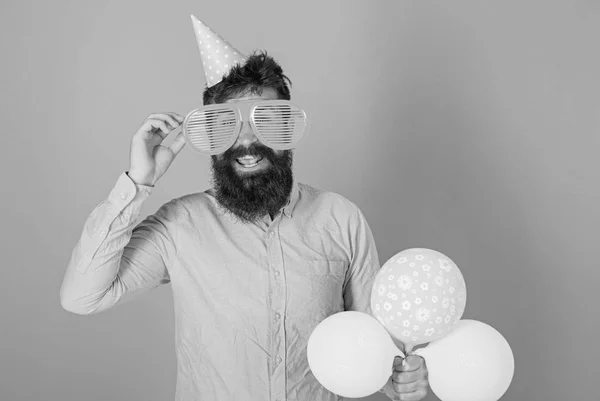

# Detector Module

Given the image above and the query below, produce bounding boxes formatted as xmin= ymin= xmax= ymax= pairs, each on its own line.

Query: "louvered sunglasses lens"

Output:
xmin=184 ymin=107 xmax=239 ymax=154
xmin=252 ymin=103 xmax=307 ymax=150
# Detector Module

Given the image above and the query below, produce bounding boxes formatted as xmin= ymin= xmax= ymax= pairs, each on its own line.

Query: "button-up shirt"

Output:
xmin=60 ymin=171 xmax=382 ymax=401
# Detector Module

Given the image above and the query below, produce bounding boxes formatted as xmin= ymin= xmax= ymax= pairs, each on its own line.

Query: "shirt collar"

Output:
xmin=282 ymin=176 xmax=299 ymax=219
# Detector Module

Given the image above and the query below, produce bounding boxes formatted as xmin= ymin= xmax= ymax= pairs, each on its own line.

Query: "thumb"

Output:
xmin=168 ymin=129 xmax=187 ymax=156
xmin=393 ymin=356 xmax=404 ymax=371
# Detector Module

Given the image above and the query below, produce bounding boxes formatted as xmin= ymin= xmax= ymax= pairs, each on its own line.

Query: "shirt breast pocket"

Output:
xmin=306 ymin=259 xmax=347 ymax=318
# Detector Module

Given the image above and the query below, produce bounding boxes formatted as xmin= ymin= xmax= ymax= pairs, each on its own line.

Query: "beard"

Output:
xmin=210 ymin=143 xmax=294 ymax=223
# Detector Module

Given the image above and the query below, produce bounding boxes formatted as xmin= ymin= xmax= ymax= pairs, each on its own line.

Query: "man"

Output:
xmin=60 ymin=16 xmax=428 ymax=401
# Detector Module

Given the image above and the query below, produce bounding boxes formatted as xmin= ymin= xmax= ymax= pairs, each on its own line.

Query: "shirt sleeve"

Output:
xmin=342 ymin=204 xmax=381 ymax=314
xmin=342 ymin=205 xmax=395 ymax=396
xmin=60 ymin=172 xmax=179 ymax=315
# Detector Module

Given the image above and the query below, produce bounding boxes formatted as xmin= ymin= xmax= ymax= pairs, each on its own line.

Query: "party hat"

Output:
xmin=190 ymin=15 xmax=247 ymax=87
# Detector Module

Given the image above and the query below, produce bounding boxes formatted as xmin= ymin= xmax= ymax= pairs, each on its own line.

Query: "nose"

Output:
xmin=235 ymin=121 xmax=258 ymax=147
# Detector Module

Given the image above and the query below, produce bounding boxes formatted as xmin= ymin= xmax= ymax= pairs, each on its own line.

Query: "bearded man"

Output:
xmin=60 ymin=15 xmax=428 ymax=401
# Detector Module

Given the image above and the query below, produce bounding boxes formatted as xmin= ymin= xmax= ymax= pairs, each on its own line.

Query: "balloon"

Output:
xmin=370 ymin=248 xmax=466 ymax=351
xmin=414 ymin=319 xmax=515 ymax=401
xmin=307 ymin=311 xmax=404 ymax=398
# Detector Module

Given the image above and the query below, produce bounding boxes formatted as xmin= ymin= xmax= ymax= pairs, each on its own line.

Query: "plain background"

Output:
xmin=1 ymin=0 xmax=598 ymax=400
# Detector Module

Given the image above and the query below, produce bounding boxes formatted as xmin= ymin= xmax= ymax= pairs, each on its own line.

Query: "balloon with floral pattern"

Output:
xmin=370 ymin=248 xmax=467 ymax=352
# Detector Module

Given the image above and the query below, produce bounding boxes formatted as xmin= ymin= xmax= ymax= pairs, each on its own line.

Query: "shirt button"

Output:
xmin=269 ymin=231 xmax=275 ymax=237
xmin=119 ymin=193 xmax=127 ymax=200
xmin=274 ymin=269 xmax=280 ymax=276
xmin=275 ymin=356 xmax=282 ymax=364
xmin=275 ymin=312 xmax=281 ymax=320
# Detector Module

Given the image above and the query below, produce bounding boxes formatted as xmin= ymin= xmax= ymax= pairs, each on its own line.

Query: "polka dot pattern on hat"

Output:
xmin=191 ymin=15 xmax=247 ymax=88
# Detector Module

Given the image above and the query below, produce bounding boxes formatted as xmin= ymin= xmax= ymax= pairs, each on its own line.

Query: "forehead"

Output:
xmin=225 ymin=87 xmax=280 ymax=103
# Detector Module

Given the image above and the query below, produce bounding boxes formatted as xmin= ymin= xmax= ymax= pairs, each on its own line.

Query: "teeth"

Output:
xmin=236 ymin=155 xmax=262 ymax=166
xmin=239 ymin=156 xmax=258 ymax=162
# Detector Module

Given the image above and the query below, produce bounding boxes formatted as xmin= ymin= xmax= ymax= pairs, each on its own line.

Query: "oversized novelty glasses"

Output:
xmin=181 ymin=100 xmax=309 ymax=155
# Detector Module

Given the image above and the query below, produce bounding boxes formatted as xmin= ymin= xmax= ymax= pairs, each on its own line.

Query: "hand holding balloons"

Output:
xmin=307 ymin=248 xmax=514 ymax=401
xmin=387 ymin=355 xmax=429 ymax=401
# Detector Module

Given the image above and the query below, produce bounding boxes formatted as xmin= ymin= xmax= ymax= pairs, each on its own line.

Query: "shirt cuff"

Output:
xmin=107 ymin=171 xmax=153 ymax=214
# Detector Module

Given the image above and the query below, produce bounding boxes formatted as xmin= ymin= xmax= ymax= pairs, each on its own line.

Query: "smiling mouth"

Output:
xmin=236 ymin=155 xmax=264 ymax=168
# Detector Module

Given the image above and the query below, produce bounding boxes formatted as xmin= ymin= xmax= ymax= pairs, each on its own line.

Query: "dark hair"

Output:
xmin=202 ymin=50 xmax=292 ymax=105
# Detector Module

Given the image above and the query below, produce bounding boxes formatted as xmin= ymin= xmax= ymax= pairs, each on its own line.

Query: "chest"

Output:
xmin=171 ymin=216 xmax=350 ymax=324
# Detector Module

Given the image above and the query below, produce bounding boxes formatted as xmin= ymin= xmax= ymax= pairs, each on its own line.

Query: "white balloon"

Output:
xmin=415 ymin=319 xmax=514 ymax=401
xmin=307 ymin=311 xmax=404 ymax=398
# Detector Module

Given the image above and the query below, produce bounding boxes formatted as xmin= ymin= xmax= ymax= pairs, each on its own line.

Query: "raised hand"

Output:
xmin=128 ymin=112 xmax=186 ymax=186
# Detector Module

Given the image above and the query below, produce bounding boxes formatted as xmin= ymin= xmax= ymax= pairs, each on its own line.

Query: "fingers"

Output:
xmin=391 ymin=372 xmax=428 ymax=401
xmin=166 ymin=112 xmax=184 ymax=124
xmin=392 ymin=356 xmax=427 ymax=383
xmin=147 ymin=112 xmax=183 ymax=129
xmin=145 ymin=119 xmax=171 ymax=138
xmin=392 ymin=377 xmax=429 ymax=393
xmin=398 ymin=355 xmax=425 ymax=372
xmin=136 ymin=113 xmax=184 ymax=142
xmin=393 ymin=368 xmax=422 ymax=384
xmin=151 ymin=113 xmax=186 ymax=155
xmin=391 ymin=355 xmax=429 ymax=399
xmin=395 ymin=388 xmax=428 ymax=401
xmin=168 ymin=129 xmax=187 ymax=155
xmin=392 ymin=356 xmax=404 ymax=370
xmin=393 ymin=355 xmax=425 ymax=375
